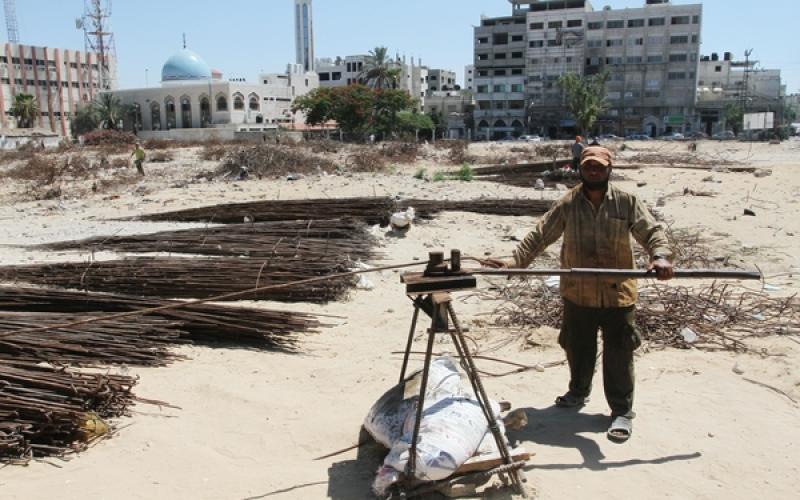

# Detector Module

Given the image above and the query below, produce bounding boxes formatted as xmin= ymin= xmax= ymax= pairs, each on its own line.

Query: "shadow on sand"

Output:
xmin=510 ymin=405 xmax=701 ymax=471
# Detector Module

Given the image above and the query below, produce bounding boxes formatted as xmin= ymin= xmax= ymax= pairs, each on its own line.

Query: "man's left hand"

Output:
xmin=647 ymin=258 xmax=674 ymax=280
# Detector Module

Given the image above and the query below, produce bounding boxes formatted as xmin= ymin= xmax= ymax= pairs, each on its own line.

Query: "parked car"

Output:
xmin=625 ymin=133 xmax=651 ymax=140
xmin=685 ymin=131 xmax=708 ymax=139
xmin=598 ymin=134 xmax=621 ymax=140
xmin=518 ymin=134 xmax=543 ymax=142
xmin=712 ymin=130 xmax=737 ymax=140
xmin=661 ymin=132 xmax=685 ymax=141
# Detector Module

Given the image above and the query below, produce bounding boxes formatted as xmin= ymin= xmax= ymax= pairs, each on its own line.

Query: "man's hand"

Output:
xmin=647 ymin=258 xmax=674 ymax=280
xmin=478 ymin=257 xmax=511 ymax=269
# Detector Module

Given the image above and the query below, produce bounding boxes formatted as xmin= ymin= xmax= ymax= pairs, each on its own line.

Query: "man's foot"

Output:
xmin=607 ymin=415 xmax=633 ymax=442
xmin=554 ymin=392 xmax=588 ymax=408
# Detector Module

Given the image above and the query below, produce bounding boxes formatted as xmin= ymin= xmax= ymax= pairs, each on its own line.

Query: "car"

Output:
xmin=518 ymin=134 xmax=543 ymax=142
xmin=685 ymin=131 xmax=708 ymax=139
xmin=661 ymin=132 xmax=685 ymax=141
xmin=599 ymin=134 xmax=621 ymax=140
xmin=625 ymin=133 xmax=651 ymax=140
xmin=712 ymin=130 xmax=736 ymax=140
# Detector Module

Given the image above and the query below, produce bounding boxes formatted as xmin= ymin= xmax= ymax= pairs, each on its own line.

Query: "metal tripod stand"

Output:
xmin=397 ymin=250 xmax=527 ymax=498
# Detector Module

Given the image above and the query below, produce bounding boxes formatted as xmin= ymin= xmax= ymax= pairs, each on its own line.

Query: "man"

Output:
xmin=130 ymin=142 xmax=146 ymax=176
xmin=483 ymin=146 xmax=673 ymax=442
xmin=571 ymin=136 xmax=584 ymax=170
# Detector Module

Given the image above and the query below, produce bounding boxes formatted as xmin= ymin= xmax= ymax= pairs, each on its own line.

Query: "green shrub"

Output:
xmin=413 ymin=167 xmax=426 ymax=179
xmin=432 ymin=171 xmax=445 ymax=182
xmin=454 ymin=163 xmax=473 ymax=181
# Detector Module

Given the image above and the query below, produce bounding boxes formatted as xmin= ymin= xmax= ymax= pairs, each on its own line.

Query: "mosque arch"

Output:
xmin=150 ymin=102 xmax=162 ymax=130
xmin=233 ymin=93 xmax=245 ymax=111
xmin=494 ymin=119 xmax=507 ymax=128
xmin=511 ymin=119 xmax=523 ymax=129
xmin=477 ymin=120 xmax=489 ymax=128
xmin=199 ymin=95 xmax=211 ymax=127
xmin=248 ymin=93 xmax=260 ymax=111
xmin=164 ymin=96 xmax=176 ymax=129
xmin=216 ymin=94 xmax=228 ymax=112
xmin=180 ymin=95 xmax=192 ymax=129
xmin=131 ymin=103 xmax=143 ymax=131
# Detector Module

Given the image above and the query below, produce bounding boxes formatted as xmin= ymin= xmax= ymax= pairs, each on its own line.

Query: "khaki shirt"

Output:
xmin=512 ymin=184 xmax=671 ymax=308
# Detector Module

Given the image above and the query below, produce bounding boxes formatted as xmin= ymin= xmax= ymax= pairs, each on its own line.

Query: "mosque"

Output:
xmin=111 ymin=47 xmax=319 ymax=139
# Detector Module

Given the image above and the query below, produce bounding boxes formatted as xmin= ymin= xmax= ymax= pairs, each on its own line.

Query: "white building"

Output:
xmin=425 ymin=68 xmax=457 ymax=93
xmin=464 ymin=64 xmax=475 ymax=91
xmin=0 ymin=42 xmax=115 ymax=135
xmin=315 ymin=55 xmax=428 ymax=107
xmin=294 ymin=0 xmax=315 ymax=72
xmin=110 ymin=49 xmax=319 ymax=140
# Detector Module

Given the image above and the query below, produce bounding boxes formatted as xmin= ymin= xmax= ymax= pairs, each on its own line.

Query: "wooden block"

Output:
xmin=455 ymin=446 xmax=531 ymax=474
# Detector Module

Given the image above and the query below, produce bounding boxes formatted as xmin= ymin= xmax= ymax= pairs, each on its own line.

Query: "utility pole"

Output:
xmin=77 ymin=0 xmax=116 ymax=90
xmin=742 ymin=48 xmax=753 ymax=113
xmin=4 ymin=0 xmax=19 ymax=44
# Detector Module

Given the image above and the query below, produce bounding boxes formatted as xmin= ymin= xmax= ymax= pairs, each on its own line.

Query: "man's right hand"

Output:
xmin=478 ymin=257 xmax=511 ymax=269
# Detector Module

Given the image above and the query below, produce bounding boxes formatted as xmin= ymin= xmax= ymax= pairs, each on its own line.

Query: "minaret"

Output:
xmin=294 ymin=0 xmax=315 ymax=72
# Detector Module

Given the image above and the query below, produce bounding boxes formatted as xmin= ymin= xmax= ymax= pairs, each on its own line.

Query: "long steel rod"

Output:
xmin=469 ymin=268 xmax=762 ymax=280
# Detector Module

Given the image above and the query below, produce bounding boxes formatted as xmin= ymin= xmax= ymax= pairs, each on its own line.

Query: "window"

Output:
xmin=645 ymin=90 xmax=661 ymax=98
xmin=477 ymin=37 xmax=489 ymax=44
xmin=715 ymin=65 xmax=722 ymax=72
xmin=478 ymin=53 xmax=489 ymax=61
xmin=509 ymin=100 xmax=525 ymax=109
xmin=607 ymin=91 xmax=621 ymax=99
xmin=216 ymin=95 xmax=228 ymax=111
xmin=692 ymin=15 xmax=700 ymax=24
xmin=529 ymin=40 xmax=544 ymax=48
xmin=494 ymin=69 xmax=506 ymax=76
xmin=587 ymin=39 xmax=602 ymax=48
xmin=611 ymin=73 xmax=624 ymax=82
xmin=567 ymin=19 xmax=582 ymax=28
xmin=648 ymin=35 xmax=664 ymax=45
xmin=670 ymin=35 xmax=689 ymax=44
xmin=624 ymin=90 xmax=641 ymax=99
xmin=606 ymin=57 xmax=623 ymax=65
xmin=586 ymin=57 xmax=602 ymax=66
xmin=548 ymin=21 xmax=562 ymax=29
xmin=511 ymin=68 xmax=523 ymax=75
xmin=588 ymin=21 xmax=603 ymax=30
xmin=511 ymin=51 xmax=523 ymax=58
xmin=530 ymin=58 xmax=540 ymax=64
xmin=628 ymin=19 xmax=644 ymax=28
xmin=495 ymin=53 xmax=507 ymax=59
xmin=547 ymin=39 xmax=561 ymax=47
xmin=319 ymin=72 xmax=330 ymax=81
xmin=553 ymin=57 xmax=560 ymax=63
xmin=629 ymin=37 xmax=644 ymax=46
xmin=669 ymin=53 xmax=688 ymax=62
xmin=493 ymin=84 xmax=506 ymax=92
xmin=649 ymin=17 xmax=665 ymax=26
xmin=332 ymin=72 xmax=342 ymax=80
xmin=248 ymin=95 xmax=260 ymax=111
xmin=511 ymin=35 xmax=523 ymax=42
xmin=233 ymin=94 xmax=244 ymax=110
xmin=606 ymin=39 xmax=623 ymax=47
xmin=627 ymin=56 xmax=643 ymax=64
xmin=493 ymin=33 xmax=509 ymax=45
xmin=647 ymin=55 xmax=663 ymax=63
xmin=668 ymin=72 xmax=686 ymax=80
xmin=529 ymin=22 xmax=544 ymax=30
xmin=671 ymin=16 xmax=690 ymax=25
xmin=511 ymin=83 xmax=524 ymax=92
xmin=607 ymin=20 xmax=624 ymax=29
xmin=478 ymin=70 xmax=488 ymax=76
xmin=691 ymin=34 xmax=698 ymax=43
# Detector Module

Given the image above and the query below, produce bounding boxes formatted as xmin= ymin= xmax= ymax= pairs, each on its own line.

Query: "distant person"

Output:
xmin=571 ymin=136 xmax=585 ymax=170
xmin=130 ymin=142 xmax=146 ymax=176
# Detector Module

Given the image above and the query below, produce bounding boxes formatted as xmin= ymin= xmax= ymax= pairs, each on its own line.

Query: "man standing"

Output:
xmin=571 ymin=136 xmax=584 ymax=171
xmin=131 ymin=142 xmax=146 ymax=176
xmin=483 ymin=146 xmax=673 ymax=442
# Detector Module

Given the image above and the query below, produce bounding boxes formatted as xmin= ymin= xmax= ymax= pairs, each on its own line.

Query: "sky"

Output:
xmin=3 ymin=0 xmax=799 ymax=93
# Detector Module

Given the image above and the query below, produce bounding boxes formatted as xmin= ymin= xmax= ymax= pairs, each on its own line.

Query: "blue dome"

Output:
xmin=161 ymin=49 xmax=212 ymax=82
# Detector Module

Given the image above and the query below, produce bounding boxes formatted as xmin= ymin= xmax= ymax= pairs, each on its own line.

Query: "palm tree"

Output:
xmin=11 ymin=93 xmax=39 ymax=128
xmin=94 ymin=92 xmax=127 ymax=130
xmin=358 ymin=46 xmax=401 ymax=89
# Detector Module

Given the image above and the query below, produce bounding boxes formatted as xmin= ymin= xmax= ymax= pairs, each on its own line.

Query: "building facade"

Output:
xmin=475 ymin=0 xmax=703 ymax=138
xmin=696 ymin=52 xmax=783 ymax=134
xmin=423 ymin=90 xmax=474 ymax=139
xmin=0 ymin=42 xmax=115 ymax=135
xmin=425 ymin=69 xmax=457 ymax=92
xmin=464 ymin=64 xmax=475 ymax=91
xmin=110 ymin=49 xmax=318 ymax=138
xmin=315 ymin=55 xmax=428 ymax=106
xmin=294 ymin=0 xmax=315 ymax=72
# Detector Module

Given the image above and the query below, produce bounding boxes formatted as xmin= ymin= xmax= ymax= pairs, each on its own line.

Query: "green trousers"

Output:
xmin=559 ymin=299 xmax=642 ymax=418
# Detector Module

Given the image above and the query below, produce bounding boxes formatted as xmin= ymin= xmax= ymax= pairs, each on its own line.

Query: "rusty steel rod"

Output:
xmin=469 ymin=268 xmax=762 ymax=280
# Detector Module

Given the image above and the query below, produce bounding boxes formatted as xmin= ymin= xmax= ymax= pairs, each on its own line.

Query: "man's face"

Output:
xmin=580 ymin=160 xmax=611 ymax=191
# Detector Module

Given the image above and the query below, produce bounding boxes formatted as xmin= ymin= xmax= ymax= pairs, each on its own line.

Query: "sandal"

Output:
xmin=607 ymin=415 xmax=633 ymax=442
xmin=554 ymin=392 xmax=587 ymax=408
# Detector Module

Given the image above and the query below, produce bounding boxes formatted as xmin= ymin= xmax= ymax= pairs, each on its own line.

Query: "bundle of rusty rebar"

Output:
xmin=0 ymin=359 xmax=138 ymax=463
xmin=401 ymin=198 xmax=554 ymax=219
xmin=485 ymin=279 xmax=799 ymax=352
xmin=33 ymin=219 xmax=378 ymax=261
xmin=135 ymin=197 xmax=396 ymax=225
xmin=0 ymin=286 xmax=322 ymax=349
xmin=0 ymin=256 xmax=357 ymax=303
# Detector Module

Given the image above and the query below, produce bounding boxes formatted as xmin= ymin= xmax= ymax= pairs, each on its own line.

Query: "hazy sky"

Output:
xmin=4 ymin=0 xmax=798 ymax=92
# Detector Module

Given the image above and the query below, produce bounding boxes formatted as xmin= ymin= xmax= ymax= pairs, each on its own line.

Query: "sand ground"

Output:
xmin=0 ymin=139 xmax=798 ymax=499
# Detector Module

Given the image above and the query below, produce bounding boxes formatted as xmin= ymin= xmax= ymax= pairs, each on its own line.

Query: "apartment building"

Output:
xmin=315 ymin=55 xmax=428 ymax=106
xmin=426 ymin=69 xmax=457 ymax=92
xmin=472 ymin=13 xmax=528 ymax=139
xmin=0 ymin=42 xmax=115 ymax=136
xmin=464 ymin=64 xmax=475 ymax=91
xmin=423 ymin=90 xmax=474 ymax=139
xmin=476 ymin=0 xmax=702 ymax=138
xmin=696 ymin=52 xmax=784 ymax=134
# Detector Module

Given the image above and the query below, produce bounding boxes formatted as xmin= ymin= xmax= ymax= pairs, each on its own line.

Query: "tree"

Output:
xmin=395 ymin=110 xmax=434 ymax=138
xmin=70 ymin=104 xmax=101 ymax=136
xmin=427 ymin=109 xmax=446 ymax=139
xmin=556 ymin=72 xmax=610 ymax=135
xmin=11 ymin=93 xmax=39 ymax=128
xmin=358 ymin=46 xmax=401 ymax=89
xmin=724 ymin=103 xmax=744 ymax=135
xmin=293 ymin=84 xmax=376 ymax=135
xmin=94 ymin=93 xmax=128 ymax=130
xmin=372 ymin=89 xmax=415 ymax=138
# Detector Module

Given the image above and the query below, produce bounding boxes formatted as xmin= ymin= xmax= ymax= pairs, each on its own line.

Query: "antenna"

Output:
xmin=80 ymin=0 xmax=117 ymax=90
xmin=4 ymin=0 xmax=19 ymax=44
xmin=742 ymin=48 xmax=753 ymax=112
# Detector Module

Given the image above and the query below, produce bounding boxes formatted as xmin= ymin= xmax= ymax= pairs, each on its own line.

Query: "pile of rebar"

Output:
xmin=0 ymin=286 xmax=322 ymax=349
xmin=33 ymin=219 xmax=378 ymax=261
xmin=485 ymin=279 xmax=799 ymax=352
xmin=0 ymin=359 xmax=138 ymax=463
xmin=135 ymin=197 xmax=396 ymax=225
xmin=401 ymin=198 xmax=554 ymax=219
xmin=0 ymin=257 xmax=356 ymax=303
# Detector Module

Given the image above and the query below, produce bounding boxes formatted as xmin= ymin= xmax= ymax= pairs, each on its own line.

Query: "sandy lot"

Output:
xmin=1 ymin=139 xmax=798 ymax=500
